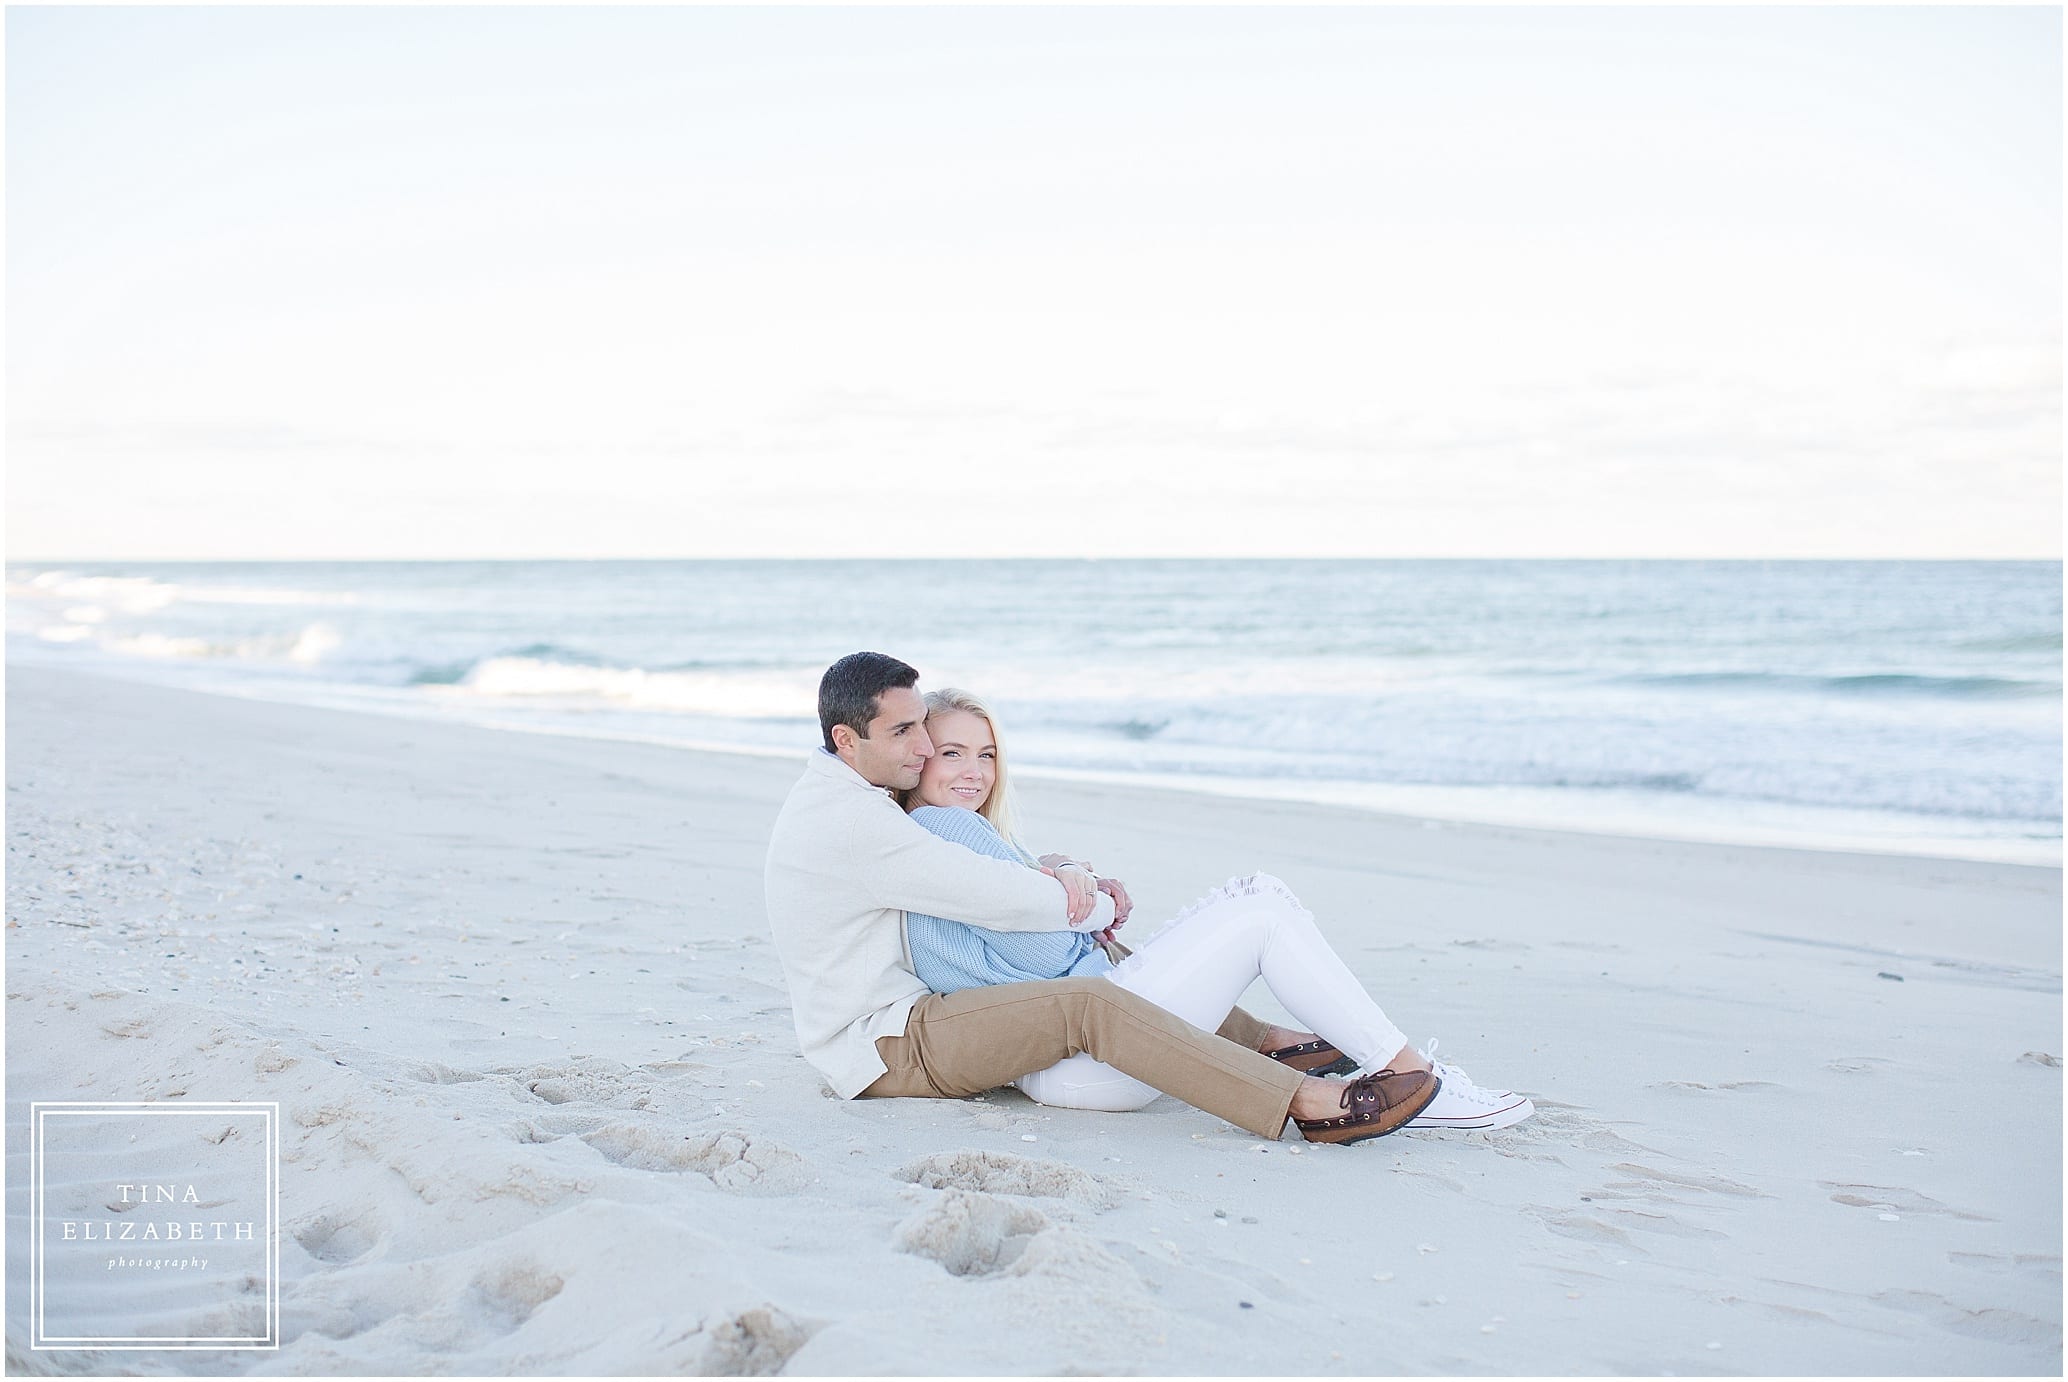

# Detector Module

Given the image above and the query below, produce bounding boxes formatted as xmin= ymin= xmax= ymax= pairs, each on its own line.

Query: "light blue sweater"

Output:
xmin=904 ymin=806 xmax=1114 ymax=994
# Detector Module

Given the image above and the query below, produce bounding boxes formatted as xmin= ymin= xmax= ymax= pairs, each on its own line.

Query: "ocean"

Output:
xmin=7 ymin=559 xmax=2060 ymax=863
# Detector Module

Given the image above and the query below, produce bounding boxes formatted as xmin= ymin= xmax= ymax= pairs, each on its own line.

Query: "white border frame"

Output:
xmin=29 ymin=1100 xmax=280 ymax=1350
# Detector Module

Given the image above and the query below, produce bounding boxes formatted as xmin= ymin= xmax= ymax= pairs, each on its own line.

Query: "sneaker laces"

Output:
xmin=1418 ymin=1038 xmax=1509 ymax=1108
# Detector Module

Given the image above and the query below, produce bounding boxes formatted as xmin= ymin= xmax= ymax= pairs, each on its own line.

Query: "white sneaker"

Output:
xmin=1404 ymin=1039 xmax=1535 ymax=1130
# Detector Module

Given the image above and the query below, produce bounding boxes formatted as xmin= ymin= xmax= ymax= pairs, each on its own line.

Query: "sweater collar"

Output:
xmin=810 ymin=746 xmax=895 ymax=797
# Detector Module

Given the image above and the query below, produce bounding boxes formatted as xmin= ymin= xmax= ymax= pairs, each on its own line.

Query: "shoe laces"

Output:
xmin=1418 ymin=1038 xmax=1506 ymax=1107
xmin=1340 ymin=1067 xmax=1405 ymax=1112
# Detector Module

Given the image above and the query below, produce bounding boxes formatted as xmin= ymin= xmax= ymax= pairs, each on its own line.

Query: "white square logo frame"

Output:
xmin=29 ymin=1100 xmax=281 ymax=1351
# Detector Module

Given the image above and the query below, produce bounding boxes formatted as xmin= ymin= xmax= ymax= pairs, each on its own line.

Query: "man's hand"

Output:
xmin=1039 ymin=863 xmax=1098 ymax=925
xmin=1095 ymin=876 xmax=1133 ymax=929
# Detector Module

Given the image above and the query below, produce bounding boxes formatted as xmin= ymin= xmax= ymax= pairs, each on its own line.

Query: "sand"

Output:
xmin=4 ymin=663 xmax=2060 ymax=1375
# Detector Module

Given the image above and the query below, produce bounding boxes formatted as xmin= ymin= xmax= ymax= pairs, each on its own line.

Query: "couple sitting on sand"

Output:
xmin=764 ymin=652 xmax=1534 ymax=1144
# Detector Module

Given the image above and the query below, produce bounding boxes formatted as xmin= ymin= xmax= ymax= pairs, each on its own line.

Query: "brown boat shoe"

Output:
xmin=1262 ymin=1037 xmax=1360 ymax=1078
xmin=1292 ymin=1067 xmax=1442 ymax=1145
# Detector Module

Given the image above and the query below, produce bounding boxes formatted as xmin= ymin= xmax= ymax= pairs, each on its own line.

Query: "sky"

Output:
xmin=7 ymin=5 xmax=2061 ymax=561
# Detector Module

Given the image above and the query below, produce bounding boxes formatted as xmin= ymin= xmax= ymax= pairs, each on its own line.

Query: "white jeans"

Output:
xmin=1012 ymin=872 xmax=1412 ymax=1112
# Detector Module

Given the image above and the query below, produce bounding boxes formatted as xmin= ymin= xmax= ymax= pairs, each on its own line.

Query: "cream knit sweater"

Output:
xmin=763 ymin=749 xmax=1108 ymax=1098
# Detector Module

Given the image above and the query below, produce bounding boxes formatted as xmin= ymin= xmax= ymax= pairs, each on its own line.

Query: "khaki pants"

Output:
xmin=863 ymin=942 xmax=1302 ymax=1139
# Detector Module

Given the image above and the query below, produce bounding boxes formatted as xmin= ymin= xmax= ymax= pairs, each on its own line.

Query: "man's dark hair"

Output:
xmin=819 ymin=651 xmax=920 ymax=752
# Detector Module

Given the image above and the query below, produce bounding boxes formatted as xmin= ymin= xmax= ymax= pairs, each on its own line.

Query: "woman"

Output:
xmin=898 ymin=688 xmax=1533 ymax=1129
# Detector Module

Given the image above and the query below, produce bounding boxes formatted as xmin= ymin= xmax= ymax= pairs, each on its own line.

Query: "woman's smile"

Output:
xmin=914 ymin=708 xmax=997 ymax=813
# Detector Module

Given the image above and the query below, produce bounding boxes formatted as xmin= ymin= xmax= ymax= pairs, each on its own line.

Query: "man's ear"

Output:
xmin=829 ymin=723 xmax=859 ymax=758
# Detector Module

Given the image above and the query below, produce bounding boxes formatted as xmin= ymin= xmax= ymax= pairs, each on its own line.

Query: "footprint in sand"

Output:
xmin=507 ymin=1111 xmax=616 ymax=1144
xmin=290 ymin=1206 xmax=387 ymax=1266
xmin=695 ymin=1304 xmax=821 ymax=1376
xmin=396 ymin=1156 xmax=593 ymax=1210
xmin=582 ymin=1125 xmax=806 ymax=1192
xmin=892 ymin=1148 xmax=1118 ymax=1210
xmin=893 ymin=1183 xmax=1149 ymax=1290
xmin=501 ymin=1057 xmax=655 ymax=1108
xmin=282 ymin=1254 xmax=574 ymax=1357
xmin=894 ymin=1189 xmax=1052 ymax=1276
xmin=254 ymin=1043 xmax=299 ymax=1075
xmin=471 ymin=1259 xmax=565 ymax=1326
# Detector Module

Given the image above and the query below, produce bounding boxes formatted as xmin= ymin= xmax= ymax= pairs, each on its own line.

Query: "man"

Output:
xmin=763 ymin=651 xmax=1441 ymax=1143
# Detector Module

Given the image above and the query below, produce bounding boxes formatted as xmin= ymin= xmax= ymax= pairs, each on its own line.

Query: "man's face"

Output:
xmin=835 ymin=685 xmax=933 ymax=790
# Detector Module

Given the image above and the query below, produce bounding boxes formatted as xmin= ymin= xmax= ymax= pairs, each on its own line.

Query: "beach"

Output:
xmin=4 ymin=662 xmax=2060 ymax=1374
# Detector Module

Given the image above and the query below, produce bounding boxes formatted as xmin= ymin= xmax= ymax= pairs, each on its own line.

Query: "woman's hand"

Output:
xmin=1039 ymin=863 xmax=1099 ymax=925
xmin=1095 ymin=876 xmax=1133 ymax=929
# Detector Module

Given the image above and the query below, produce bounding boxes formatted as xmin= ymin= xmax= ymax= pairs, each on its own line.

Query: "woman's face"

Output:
xmin=912 ymin=708 xmax=996 ymax=812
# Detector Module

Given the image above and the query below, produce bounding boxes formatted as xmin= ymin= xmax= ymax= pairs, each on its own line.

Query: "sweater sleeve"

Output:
xmin=902 ymin=810 xmax=1112 ymax=927
xmin=855 ymin=800 xmax=1108 ymax=935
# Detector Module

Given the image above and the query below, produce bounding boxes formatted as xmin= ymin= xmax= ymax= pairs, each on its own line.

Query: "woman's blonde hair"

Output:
xmin=900 ymin=686 xmax=1022 ymax=846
